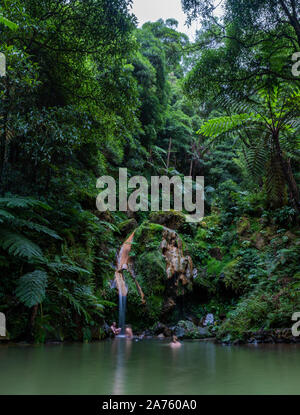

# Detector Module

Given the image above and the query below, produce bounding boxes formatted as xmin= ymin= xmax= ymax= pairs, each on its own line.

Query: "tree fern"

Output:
xmin=16 ymin=270 xmax=48 ymax=308
xmin=198 ymin=85 xmax=300 ymax=209
xmin=265 ymin=156 xmax=287 ymax=208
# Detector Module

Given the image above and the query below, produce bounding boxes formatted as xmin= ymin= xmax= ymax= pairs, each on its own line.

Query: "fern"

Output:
xmin=46 ymin=260 xmax=90 ymax=275
xmin=16 ymin=270 xmax=48 ymax=308
xmin=199 ymin=113 xmax=258 ymax=138
xmin=12 ymin=219 xmax=61 ymax=239
xmin=0 ymin=196 xmax=60 ymax=260
xmin=0 ymin=209 xmax=15 ymax=223
xmin=59 ymin=288 xmax=91 ymax=322
xmin=0 ymin=229 xmax=44 ymax=260
xmin=0 ymin=196 xmax=51 ymax=210
xmin=0 ymin=13 xmax=18 ymax=30
xmin=58 ymin=284 xmax=106 ymax=323
xmin=244 ymin=144 xmax=268 ymax=178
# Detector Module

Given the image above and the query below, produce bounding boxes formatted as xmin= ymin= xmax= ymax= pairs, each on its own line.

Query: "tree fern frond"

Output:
xmin=199 ymin=113 xmax=259 ymax=138
xmin=74 ymin=285 xmax=104 ymax=311
xmin=0 ymin=196 xmax=51 ymax=210
xmin=15 ymin=270 xmax=48 ymax=308
xmin=100 ymin=220 xmax=120 ymax=233
xmin=13 ymin=219 xmax=61 ymax=239
xmin=244 ymin=145 xmax=269 ymax=178
xmin=0 ymin=209 xmax=15 ymax=223
xmin=0 ymin=230 xmax=44 ymax=260
xmin=59 ymin=288 xmax=91 ymax=322
xmin=46 ymin=261 xmax=90 ymax=275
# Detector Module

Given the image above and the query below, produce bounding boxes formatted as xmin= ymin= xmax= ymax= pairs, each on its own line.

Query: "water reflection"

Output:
xmin=111 ymin=338 xmax=132 ymax=395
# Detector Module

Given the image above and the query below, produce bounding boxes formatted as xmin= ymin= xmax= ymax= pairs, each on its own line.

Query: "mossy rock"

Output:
xmin=209 ymin=247 xmax=223 ymax=260
xmin=237 ymin=216 xmax=251 ymax=236
xmin=251 ymin=231 xmax=267 ymax=250
xmin=199 ymin=214 xmax=220 ymax=229
xmin=175 ymin=320 xmax=211 ymax=339
xmin=149 ymin=210 xmax=186 ymax=231
xmin=118 ymin=218 xmax=137 ymax=236
xmin=133 ymin=222 xmax=164 ymax=254
xmin=284 ymin=231 xmax=297 ymax=241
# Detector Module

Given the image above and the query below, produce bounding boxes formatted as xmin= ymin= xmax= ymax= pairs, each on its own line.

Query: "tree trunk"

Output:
xmin=273 ymin=131 xmax=300 ymax=214
xmin=189 ymin=159 xmax=193 ymax=177
xmin=26 ymin=304 xmax=38 ymax=342
xmin=166 ymin=137 xmax=172 ymax=170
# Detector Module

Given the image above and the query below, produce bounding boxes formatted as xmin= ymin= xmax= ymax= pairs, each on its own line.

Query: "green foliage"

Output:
xmin=198 ymin=86 xmax=300 ymax=209
xmin=16 ymin=270 xmax=48 ymax=308
xmin=0 ymin=0 xmax=299 ymax=345
xmin=0 ymin=9 xmax=18 ymax=30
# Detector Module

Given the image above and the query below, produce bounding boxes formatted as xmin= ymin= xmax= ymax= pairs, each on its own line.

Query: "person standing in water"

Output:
xmin=125 ymin=325 xmax=133 ymax=338
xmin=111 ymin=322 xmax=121 ymax=336
xmin=169 ymin=335 xmax=182 ymax=348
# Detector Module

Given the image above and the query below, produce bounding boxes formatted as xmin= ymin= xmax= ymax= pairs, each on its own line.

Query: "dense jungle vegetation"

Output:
xmin=0 ymin=0 xmax=299 ymax=343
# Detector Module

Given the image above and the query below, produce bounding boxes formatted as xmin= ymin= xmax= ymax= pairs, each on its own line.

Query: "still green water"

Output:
xmin=0 ymin=339 xmax=299 ymax=395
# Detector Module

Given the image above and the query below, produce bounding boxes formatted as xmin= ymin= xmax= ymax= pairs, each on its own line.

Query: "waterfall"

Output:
xmin=118 ymin=293 xmax=127 ymax=334
xmin=114 ymin=231 xmax=145 ymax=331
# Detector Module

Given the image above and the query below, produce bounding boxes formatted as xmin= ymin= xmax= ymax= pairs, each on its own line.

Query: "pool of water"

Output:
xmin=0 ymin=339 xmax=299 ymax=394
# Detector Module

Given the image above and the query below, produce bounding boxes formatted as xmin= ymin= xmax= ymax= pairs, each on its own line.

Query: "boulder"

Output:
xmin=118 ymin=218 xmax=138 ymax=236
xmin=209 ymin=247 xmax=223 ymax=260
xmin=237 ymin=216 xmax=251 ymax=236
xmin=149 ymin=210 xmax=186 ymax=231
xmin=152 ymin=322 xmax=166 ymax=335
xmin=174 ymin=320 xmax=212 ymax=339
xmin=252 ymin=232 xmax=266 ymax=250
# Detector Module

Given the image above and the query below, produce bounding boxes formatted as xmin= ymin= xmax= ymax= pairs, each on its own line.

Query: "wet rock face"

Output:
xmin=125 ymin=221 xmax=196 ymax=323
xmin=160 ymin=229 xmax=194 ymax=289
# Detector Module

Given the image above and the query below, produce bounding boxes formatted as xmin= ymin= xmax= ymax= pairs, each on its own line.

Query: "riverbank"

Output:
xmin=3 ymin=325 xmax=299 ymax=346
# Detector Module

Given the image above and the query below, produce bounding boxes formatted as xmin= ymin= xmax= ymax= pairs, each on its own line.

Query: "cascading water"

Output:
xmin=114 ymin=231 xmax=146 ymax=333
xmin=118 ymin=292 xmax=127 ymax=334
xmin=114 ymin=232 xmax=135 ymax=333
